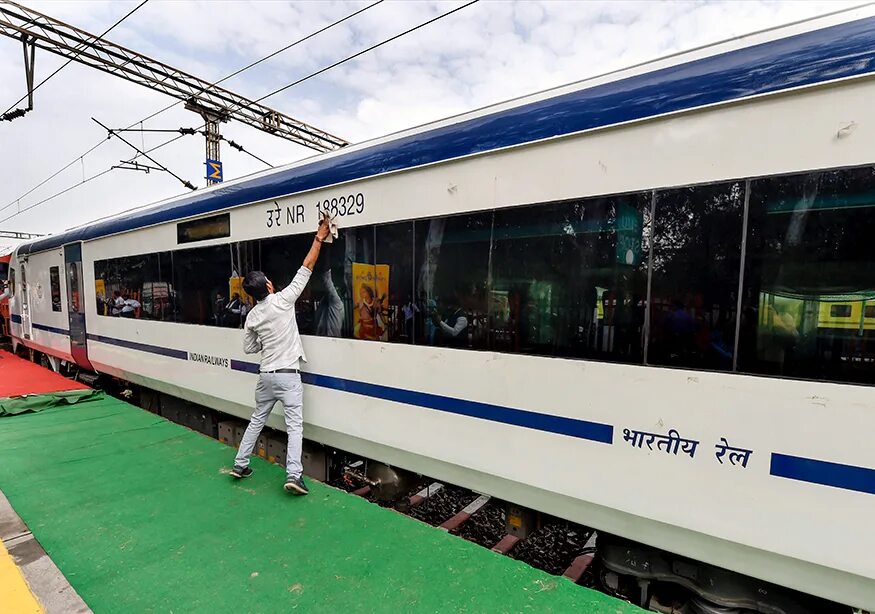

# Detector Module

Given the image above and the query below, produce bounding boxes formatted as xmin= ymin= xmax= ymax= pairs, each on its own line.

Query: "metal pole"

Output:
xmin=21 ymin=33 xmax=34 ymax=110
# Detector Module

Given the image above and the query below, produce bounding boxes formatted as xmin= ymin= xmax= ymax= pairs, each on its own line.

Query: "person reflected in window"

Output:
xmin=760 ymin=305 xmax=799 ymax=374
xmin=354 ymin=283 xmax=384 ymax=340
xmin=664 ymin=298 xmax=696 ymax=361
xmin=213 ymin=293 xmax=226 ymax=326
xmin=121 ymin=293 xmax=140 ymax=318
xmin=432 ymin=287 xmax=471 ymax=348
xmin=402 ymin=295 xmax=418 ymax=341
xmin=224 ymin=293 xmax=244 ymax=328
xmin=313 ymin=251 xmax=344 ymax=338
xmin=111 ymin=290 xmax=124 ymax=316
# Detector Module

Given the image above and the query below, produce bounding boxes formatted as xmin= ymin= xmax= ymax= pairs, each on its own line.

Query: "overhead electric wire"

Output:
xmin=93 ymin=117 xmax=196 ymax=190
xmin=1 ymin=0 xmax=150 ymax=119
xmin=245 ymin=0 xmax=479 ymax=109
xmin=125 ymin=0 xmax=480 ymax=166
xmin=0 ymin=132 xmax=186 ymax=226
xmin=0 ymin=0 xmax=384 ymax=217
xmin=0 ymin=0 xmax=479 ymax=227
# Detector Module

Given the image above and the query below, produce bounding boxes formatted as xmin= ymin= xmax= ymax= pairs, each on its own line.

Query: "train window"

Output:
xmin=66 ymin=262 xmax=82 ymax=314
xmin=49 ymin=266 xmax=62 ymax=312
xmin=94 ymin=254 xmax=169 ymax=319
xmin=316 ymin=226 xmax=375 ymax=340
xmin=172 ymin=245 xmax=233 ymax=326
xmin=415 ymin=212 xmax=492 ymax=351
xmin=490 ymin=194 xmax=650 ymax=362
xmin=648 ymin=182 xmax=745 ymax=371
xmin=866 ymin=305 xmax=875 ymax=319
xmin=177 ymin=213 xmax=231 ymax=244
xmin=155 ymin=252 xmax=176 ymax=322
xmin=94 ymin=259 xmax=112 ymax=316
xmin=9 ymin=267 xmax=14 ymax=296
xmin=375 ymin=222 xmax=414 ymax=343
xmin=738 ymin=166 xmax=875 ymax=385
xmin=830 ymin=304 xmax=852 ymax=318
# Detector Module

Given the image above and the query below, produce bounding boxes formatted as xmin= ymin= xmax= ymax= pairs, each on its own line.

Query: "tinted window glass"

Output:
xmin=490 ymin=195 xmax=650 ymax=362
xmin=648 ymin=183 xmax=744 ymax=371
xmin=376 ymin=222 xmax=414 ymax=343
xmin=338 ymin=227 xmax=375 ymax=340
xmin=415 ymin=212 xmax=492 ymax=350
xmin=66 ymin=262 xmax=81 ymax=314
xmin=94 ymin=259 xmax=112 ymax=316
xmin=258 ymin=234 xmax=320 ymax=333
xmin=94 ymin=254 xmax=172 ymax=320
xmin=831 ymin=304 xmax=852 ymax=318
xmin=173 ymin=245 xmax=233 ymax=325
xmin=155 ymin=252 xmax=176 ymax=322
xmin=739 ymin=167 xmax=875 ymax=384
xmin=49 ymin=266 xmax=62 ymax=312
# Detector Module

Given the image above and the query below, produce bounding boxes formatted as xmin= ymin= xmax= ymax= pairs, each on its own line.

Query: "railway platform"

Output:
xmin=0 ymin=350 xmax=641 ymax=613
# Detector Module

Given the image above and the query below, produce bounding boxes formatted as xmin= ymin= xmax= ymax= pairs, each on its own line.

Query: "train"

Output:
xmin=6 ymin=6 xmax=875 ymax=613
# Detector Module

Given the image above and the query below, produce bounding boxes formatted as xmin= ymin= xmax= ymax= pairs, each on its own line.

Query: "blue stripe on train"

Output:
xmin=302 ymin=371 xmax=614 ymax=444
xmin=88 ymin=334 xmax=613 ymax=444
xmin=770 ymin=453 xmax=875 ymax=496
xmin=33 ymin=322 xmax=70 ymax=336
xmin=19 ymin=16 xmax=875 ymax=255
xmin=86 ymin=333 xmax=188 ymax=360
xmin=7 ymin=316 xmax=69 ymax=336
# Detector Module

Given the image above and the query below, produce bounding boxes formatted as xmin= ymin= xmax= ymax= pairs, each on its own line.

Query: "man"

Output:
xmin=224 ymin=293 xmax=244 ymax=328
xmin=111 ymin=290 xmax=124 ymax=316
xmin=121 ymin=293 xmax=140 ymax=318
xmin=230 ymin=220 xmax=332 ymax=495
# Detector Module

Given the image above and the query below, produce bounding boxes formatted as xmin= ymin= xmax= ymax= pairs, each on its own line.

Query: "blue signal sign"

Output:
xmin=206 ymin=159 xmax=223 ymax=182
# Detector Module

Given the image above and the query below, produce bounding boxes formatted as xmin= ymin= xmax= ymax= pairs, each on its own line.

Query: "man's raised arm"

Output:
xmin=277 ymin=221 xmax=332 ymax=307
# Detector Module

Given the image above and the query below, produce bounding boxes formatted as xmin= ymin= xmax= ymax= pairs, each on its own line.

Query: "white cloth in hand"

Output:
xmin=320 ymin=210 xmax=339 ymax=244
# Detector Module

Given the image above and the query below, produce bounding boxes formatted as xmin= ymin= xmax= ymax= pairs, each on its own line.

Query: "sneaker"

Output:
xmin=230 ymin=465 xmax=252 ymax=479
xmin=284 ymin=476 xmax=308 ymax=495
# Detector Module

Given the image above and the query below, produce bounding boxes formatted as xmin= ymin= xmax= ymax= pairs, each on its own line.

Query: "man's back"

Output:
xmin=243 ymin=266 xmax=312 ymax=371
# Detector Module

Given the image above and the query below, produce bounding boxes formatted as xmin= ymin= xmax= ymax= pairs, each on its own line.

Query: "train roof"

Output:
xmin=17 ymin=5 xmax=875 ymax=256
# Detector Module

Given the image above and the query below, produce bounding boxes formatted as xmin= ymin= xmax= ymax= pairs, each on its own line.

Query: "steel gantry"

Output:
xmin=0 ymin=1 xmax=348 ymax=183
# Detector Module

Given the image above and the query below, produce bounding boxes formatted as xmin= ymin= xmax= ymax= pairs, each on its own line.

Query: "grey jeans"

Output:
xmin=234 ymin=372 xmax=303 ymax=478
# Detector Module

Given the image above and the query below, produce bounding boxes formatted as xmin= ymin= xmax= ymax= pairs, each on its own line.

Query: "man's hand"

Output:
xmin=316 ymin=219 xmax=331 ymax=242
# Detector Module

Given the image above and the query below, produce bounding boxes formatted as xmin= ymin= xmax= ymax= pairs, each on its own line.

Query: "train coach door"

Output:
xmin=19 ymin=264 xmax=32 ymax=339
xmin=64 ymin=243 xmax=94 ymax=370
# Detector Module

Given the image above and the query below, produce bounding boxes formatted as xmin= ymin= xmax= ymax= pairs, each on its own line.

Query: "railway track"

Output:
xmin=327 ymin=456 xmax=601 ymax=588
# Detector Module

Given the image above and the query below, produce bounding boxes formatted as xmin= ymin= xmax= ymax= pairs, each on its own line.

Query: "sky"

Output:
xmin=0 ymin=0 xmax=862 ymax=253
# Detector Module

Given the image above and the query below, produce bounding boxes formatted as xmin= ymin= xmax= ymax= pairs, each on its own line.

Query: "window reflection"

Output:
xmin=376 ymin=222 xmax=414 ymax=343
xmin=49 ymin=266 xmax=62 ymax=312
xmin=739 ymin=167 xmax=875 ymax=384
xmin=259 ymin=234 xmax=317 ymax=333
xmin=648 ymin=183 xmax=744 ymax=371
xmin=415 ymin=213 xmax=492 ymax=350
xmin=173 ymin=246 xmax=232 ymax=325
xmin=94 ymin=254 xmax=172 ymax=320
xmin=490 ymin=195 xmax=650 ymax=362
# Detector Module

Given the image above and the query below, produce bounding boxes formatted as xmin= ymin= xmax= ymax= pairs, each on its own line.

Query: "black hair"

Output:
xmin=243 ymin=271 xmax=270 ymax=302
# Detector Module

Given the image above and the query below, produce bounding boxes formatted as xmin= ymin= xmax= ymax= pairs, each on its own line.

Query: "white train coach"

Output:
xmin=7 ymin=7 xmax=875 ymax=613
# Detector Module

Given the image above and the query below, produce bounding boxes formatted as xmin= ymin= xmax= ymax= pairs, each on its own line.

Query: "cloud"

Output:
xmin=0 ymin=0 xmax=862 ymax=249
